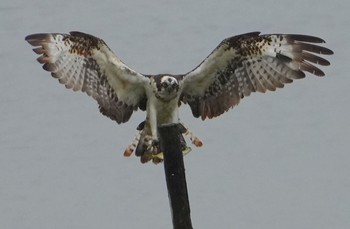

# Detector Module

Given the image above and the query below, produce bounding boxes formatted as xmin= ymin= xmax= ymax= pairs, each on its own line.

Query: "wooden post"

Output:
xmin=158 ymin=123 xmax=193 ymax=229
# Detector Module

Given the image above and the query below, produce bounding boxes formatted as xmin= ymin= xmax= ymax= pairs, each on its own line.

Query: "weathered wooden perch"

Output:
xmin=158 ymin=123 xmax=193 ymax=229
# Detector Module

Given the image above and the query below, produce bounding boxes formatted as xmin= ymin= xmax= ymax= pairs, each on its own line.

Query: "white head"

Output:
xmin=153 ymin=75 xmax=180 ymax=101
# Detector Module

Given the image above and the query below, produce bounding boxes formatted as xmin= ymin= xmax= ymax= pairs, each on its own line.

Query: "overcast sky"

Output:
xmin=1 ymin=0 xmax=349 ymax=228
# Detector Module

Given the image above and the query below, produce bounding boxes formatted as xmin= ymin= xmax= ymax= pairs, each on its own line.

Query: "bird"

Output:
xmin=25 ymin=31 xmax=333 ymax=163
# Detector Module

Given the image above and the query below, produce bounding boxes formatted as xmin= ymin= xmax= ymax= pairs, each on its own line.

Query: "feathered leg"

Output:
xmin=123 ymin=120 xmax=202 ymax=164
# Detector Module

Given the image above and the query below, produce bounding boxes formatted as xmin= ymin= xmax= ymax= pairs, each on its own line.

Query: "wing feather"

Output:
xmin=181 ymin=32 xmax=333 ymax=119
xmin=25 ymin=31 xmax=149 ymax=123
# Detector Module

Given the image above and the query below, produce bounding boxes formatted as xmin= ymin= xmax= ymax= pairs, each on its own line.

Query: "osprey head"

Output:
xmin=153 ymin=75 xmax=180 ymax=101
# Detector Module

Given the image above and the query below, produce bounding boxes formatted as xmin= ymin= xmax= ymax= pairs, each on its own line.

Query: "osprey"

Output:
xmin=25 ymin=31 xmax=333 ymax=163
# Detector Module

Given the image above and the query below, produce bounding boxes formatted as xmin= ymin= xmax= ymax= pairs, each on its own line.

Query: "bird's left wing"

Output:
xmin=25 ymin=31 xmax=149 ymax=124
xmin=180 ymin=32 xmax=333 ymax=120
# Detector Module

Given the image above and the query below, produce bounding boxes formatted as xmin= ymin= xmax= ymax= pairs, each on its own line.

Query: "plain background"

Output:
xmin=1 ymin=0 xmax=349 ymax=228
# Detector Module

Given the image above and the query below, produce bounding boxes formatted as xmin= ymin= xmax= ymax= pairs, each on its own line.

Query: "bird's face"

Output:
xmin=153 ymin=75 xmax=180 ymax=101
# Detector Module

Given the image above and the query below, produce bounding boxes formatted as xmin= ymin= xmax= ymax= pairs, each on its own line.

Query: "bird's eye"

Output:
xmin=161 ymin=82 xmax=168 ymax=88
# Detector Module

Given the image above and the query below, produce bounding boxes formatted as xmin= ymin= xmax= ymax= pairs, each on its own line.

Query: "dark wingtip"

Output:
xmin=288 ymin=34 xmax=326 ymax=43
xmin=287 ymin=34 xmax=334 ymax=55
xmin=25 ymin=33 xmax=50 ymax=46
xmin=24 ymin=34 xmax=35 ymax=41
xmin=25 ymin=34 xmax=40 ymax=42
xmin=326 ymin=49 xmax=334 ymax=55
xmin=318 ymin=46 xmax=334 ymax=55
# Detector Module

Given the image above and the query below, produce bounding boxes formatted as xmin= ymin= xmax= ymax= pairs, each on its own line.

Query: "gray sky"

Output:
xmin=1 ymin=0 xmax=348 ymax=228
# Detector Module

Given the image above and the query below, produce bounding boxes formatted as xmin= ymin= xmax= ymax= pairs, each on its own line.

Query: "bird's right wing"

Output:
xmin=25 ymin=31 xmax=149 ymax=124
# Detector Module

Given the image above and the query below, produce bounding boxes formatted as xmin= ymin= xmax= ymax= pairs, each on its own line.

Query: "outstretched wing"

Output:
xmin=180 ymin=32 xmax=333 ymax=120
xmin=25 ymin=31 xmax=149 ymax=124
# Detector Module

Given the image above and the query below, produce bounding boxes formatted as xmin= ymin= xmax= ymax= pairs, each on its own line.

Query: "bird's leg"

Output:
xmin=144 ymin=135 xmax=160 ymax=153
xmin=148 ymin=121 xmax=194 ymax=163
xmin=178 ymin=121 xmax=203 ymax=147
xmin=123 ymin=120 xmax=157 ymax=159
xmin=145 ymin=137 xmax=163 ymax=164
xmin=123 ymin=124 xmax=143 ymax=157
xmin=148 ymin=104 xmax=160 ymax=152
xmin=124 ymin=119 xmax=201 ymax=164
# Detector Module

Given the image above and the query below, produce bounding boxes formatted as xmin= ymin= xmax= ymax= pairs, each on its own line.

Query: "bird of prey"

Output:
xmin=25 ymin=31 xmax=333 ymax=163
